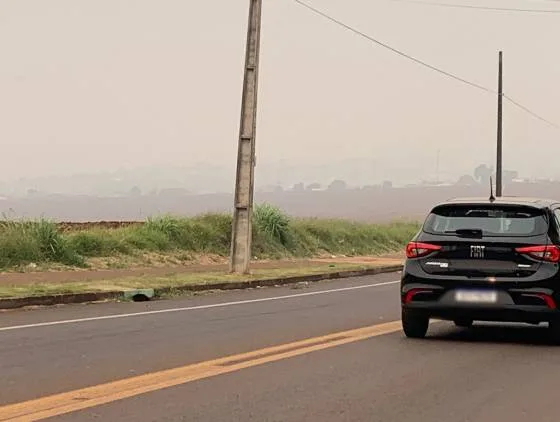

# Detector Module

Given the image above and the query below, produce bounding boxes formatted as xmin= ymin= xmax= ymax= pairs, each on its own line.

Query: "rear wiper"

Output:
xmin=445 ymin=229 xmax=483 ymax=237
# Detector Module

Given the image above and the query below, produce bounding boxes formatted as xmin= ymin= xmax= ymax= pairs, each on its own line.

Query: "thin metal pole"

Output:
xmin=496 ymin=51 xmax=503 ymax=197
xmin=436 ymin=149 xmax=440 ymax=183
xmin=230 ymin=0 xmax=263 ymax=274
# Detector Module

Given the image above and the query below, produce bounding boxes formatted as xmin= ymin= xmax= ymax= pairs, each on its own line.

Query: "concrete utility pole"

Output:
xmin=496 ymin=51 xmax=503 ymax=197
xmin=230 ymin=0 xmax=263 ymax=274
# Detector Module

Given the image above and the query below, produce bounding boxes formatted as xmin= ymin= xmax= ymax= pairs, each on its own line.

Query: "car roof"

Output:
xmin=433 ymin=196 xmax=560 ymax=209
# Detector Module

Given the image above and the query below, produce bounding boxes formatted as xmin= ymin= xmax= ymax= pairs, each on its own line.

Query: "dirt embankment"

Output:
xmin=56 ymin=221 xmax=144 ymax=232
xmin=0 ymin=255 xmax=403 ymax=287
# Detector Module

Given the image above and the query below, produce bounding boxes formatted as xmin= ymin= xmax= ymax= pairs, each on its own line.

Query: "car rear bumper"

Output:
xmin=401 ymin=271 xmax=560 ymax=324
xmin=403 ymin=302 xmax=560 ymax=324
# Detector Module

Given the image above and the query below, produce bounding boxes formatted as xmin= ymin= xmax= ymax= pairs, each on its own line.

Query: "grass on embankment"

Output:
xmin=0 ymin=263 xmax=384 ymax=298
xmin=0 ymin=204 xmax=419 ymax=271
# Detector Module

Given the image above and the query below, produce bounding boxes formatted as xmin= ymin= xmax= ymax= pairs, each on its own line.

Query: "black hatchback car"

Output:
xmin=401 ymin=196 xmax=560 ymax=339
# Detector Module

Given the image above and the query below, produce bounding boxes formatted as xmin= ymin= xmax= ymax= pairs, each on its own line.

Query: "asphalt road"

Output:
xmin=1 ymin=272 xmax=560 ymax=421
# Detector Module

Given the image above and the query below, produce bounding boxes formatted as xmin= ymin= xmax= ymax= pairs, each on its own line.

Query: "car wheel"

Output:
xmin=548 ymin=320 xmax=560 ymax=344
xmin=454 ymin=318 xmax=473 ymax=328
xmin=402 ymin=309 xmax=429 ymax=339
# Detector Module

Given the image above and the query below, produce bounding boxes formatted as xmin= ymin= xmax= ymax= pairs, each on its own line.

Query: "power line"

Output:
xmin=503 ymin=95 xmax=560 ymax=128
xmin=293 ymin=0 xmax=493 ymax=93
xmin=293 ymin=0 xmax=559 ymax=129
xmin=390 ymin=0 xmax=560 ymax=14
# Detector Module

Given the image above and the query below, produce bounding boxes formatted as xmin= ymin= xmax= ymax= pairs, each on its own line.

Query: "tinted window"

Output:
xmin=423 ymin=205 xmax=548 ymax=237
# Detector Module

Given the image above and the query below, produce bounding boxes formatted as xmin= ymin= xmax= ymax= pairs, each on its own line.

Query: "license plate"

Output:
xmin=455 ymin=290 xmax=497 ymax=304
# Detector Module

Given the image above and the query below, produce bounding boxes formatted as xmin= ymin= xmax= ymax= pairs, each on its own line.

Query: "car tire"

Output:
xmin=548 ymin=320 xmax=560 ymax=344
xmin=402 ymin=309 xmax=429 ymax=339
xmin=454 ymin=318 xmax=473 ymax=328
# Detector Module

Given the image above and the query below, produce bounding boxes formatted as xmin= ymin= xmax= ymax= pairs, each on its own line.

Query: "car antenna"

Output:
xmin=489 ymin=177 xmax=495 ymax=202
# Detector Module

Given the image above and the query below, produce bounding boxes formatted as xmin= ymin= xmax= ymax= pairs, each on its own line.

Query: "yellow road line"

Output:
xmin=0 ymin=320 xmax=402 ymax=421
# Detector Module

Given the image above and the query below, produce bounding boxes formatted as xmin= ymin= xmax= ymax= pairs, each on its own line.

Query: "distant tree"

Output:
xmin=474 ymin=164 xmax=493 ymax=184
xmin=292 ymin=182 xmax=305 ymax=192
xmin=328 ymin=180 xmax=347 ymax=191
xmin=488 ymin=169 xmax=519 ymax=185
xmin=306 ymin=183 xmax=321 ymax=191
xmin=273 ymin=185 xmax=284 ymax=193
xmin=129 ymin=186 xmax=142 ymax=197
xmin=382 ymin=180 xmax=393 ymax=189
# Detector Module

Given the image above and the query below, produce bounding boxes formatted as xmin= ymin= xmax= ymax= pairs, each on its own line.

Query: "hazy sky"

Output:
xmin=1 ymin=0 xmax=559 ymax=184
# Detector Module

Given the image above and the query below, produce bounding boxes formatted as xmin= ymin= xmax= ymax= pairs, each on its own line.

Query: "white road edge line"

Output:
xmin=0 ymin=280 xmax=400 ymax=332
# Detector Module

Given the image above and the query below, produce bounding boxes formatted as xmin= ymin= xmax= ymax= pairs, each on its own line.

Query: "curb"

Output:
xmin=0 ymin=264 xmax=403 ymax=310
xmin=0 ymin=291 xmax=123 ymax=310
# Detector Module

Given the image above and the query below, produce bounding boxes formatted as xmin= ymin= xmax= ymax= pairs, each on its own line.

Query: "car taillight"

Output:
xmin=521 ymin=293 xmax=557 ymax=309
xmin=515 ymin=245 xmax=560 ymax=263
xmin=405 ymin=242 xmax=442 ymax=258
xmin=403 ymin=288 xmax=432 ymax=304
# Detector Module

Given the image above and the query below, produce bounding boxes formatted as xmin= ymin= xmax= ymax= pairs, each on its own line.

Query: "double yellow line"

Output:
xmin=0 ymin=320 xmax=402 ymax=421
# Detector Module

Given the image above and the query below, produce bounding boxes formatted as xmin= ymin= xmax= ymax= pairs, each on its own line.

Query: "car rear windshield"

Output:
xmin=423 ymin=204 xmax=549 ymax=237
